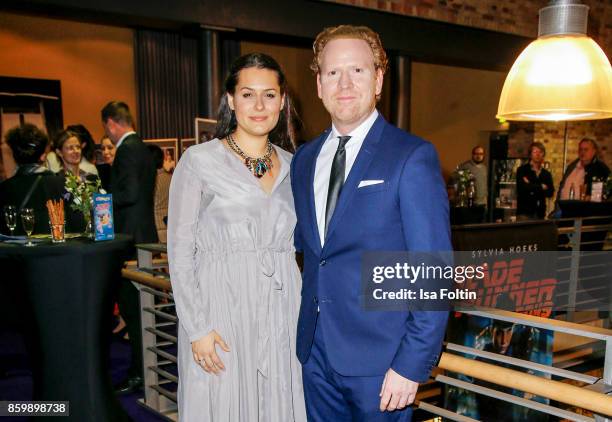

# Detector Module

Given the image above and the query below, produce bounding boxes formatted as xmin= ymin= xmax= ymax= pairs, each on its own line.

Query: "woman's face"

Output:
xmin=58 ymin=136 xmax=82 ymax=166
xmin=227 ymin=67 xmax=284 ymax=139
xmin=101 ymin=138 xmax=116 ymax=165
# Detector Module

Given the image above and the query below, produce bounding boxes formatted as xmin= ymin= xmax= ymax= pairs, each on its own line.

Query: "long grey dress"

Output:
xmin=167 ymin=139 xmax=306 ymax=422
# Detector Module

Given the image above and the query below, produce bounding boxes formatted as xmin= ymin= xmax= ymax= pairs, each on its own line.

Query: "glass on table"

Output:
xmin=20 ymin=208 xmax=35 ymax=247
xmin=3 ymin=205 xmax=17 ymax=236
xmin=50 ymin=220 xmax=65 ymax=243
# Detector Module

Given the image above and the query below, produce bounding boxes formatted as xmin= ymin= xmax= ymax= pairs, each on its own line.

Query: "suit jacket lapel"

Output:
xmin=323 ymin=115 xmax=386 ymax=249
xmin=307 ymin=129 xmax=329 ymax=254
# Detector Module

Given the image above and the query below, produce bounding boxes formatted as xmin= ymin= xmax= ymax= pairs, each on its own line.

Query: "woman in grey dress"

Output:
xmin=167 ymin=53 xmax=306 ymax=421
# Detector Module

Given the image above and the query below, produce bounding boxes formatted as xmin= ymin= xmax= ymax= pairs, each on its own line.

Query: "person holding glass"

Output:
xmin=167 ymin=53 xmax=306 ymax=421
xmin=0 ymin=124 xmax=66 ymax=236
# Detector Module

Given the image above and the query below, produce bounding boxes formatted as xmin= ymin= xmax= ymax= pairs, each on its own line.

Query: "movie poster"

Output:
xmin=445 ymin=221 xmax=557 ymax=420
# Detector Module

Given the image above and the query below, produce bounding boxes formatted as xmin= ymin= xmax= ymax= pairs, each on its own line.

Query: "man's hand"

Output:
xmin=379 ymin=368 xmax=418 ymax=411
xmin=191 ymin=330 xmax=230 ymax=375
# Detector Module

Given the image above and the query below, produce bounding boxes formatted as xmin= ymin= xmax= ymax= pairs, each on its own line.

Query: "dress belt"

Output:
xmin=256 ymin=248 xmax=284 ymax=378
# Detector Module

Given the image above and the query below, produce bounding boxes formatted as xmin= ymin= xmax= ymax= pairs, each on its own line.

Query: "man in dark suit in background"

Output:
xmin=102 ymin=101 xmax=158 ymax=394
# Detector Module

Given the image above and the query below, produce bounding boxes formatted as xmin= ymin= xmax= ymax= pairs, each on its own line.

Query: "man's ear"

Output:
xmin=375 ymin=68 xmax=384 ymax=97
xmin=316 ymin=73 xmax=322 ymax=100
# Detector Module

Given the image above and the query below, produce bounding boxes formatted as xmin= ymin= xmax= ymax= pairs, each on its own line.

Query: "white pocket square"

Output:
xmin=358 ymin=180 xmax=384 ymax=188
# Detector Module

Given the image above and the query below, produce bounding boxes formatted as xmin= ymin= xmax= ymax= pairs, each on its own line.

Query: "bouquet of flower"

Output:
xmin=64 ymin=173 xmax=105 ymax=234
xmin=452 ymin=168 xmax=474 ymax=207
xmin=456 ymin=168 xmax=474 ymax=190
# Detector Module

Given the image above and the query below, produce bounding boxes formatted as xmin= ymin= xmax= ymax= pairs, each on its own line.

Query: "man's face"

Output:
xmin=317 ymin=38 xmax=383 ymax=134
xmin=579 ymin=141 xmax=596 ymax=166
xmin=530 ymin=146 xmax=544 ymax=165
xmin=472 ymin=147 xmax=485 ymax=164
xmin=492 ymin=326 xmax=513 ymax=354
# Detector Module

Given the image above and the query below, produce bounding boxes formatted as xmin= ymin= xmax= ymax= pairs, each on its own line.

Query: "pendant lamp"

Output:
xmin=497 ymin=0 xmax=612 ymax=121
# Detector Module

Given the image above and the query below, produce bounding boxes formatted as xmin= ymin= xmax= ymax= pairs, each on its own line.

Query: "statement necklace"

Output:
xmin=226 ymin=134 xmax=273 ymax=178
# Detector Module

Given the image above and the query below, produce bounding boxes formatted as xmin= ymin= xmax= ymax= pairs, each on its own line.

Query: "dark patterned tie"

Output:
xmin=325 ymin=135 xmax=351 ymax=236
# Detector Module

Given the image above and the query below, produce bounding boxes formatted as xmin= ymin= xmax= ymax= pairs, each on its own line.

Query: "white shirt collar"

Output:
xmin=329 ymin=109 xmax=379 ymax=144
xmin=115 ymin=131 xmax=136 ymax=149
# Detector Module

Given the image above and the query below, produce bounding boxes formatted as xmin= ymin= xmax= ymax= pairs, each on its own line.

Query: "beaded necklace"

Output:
xmin=226 ymin=134 xmax=273 ymax=178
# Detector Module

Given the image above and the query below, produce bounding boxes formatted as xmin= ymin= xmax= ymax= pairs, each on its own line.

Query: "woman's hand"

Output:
xmin=191 ymin=330 xmax=230 ymax=375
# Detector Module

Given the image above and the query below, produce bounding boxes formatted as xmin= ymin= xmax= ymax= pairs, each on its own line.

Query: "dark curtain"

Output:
xmin=197 ymin=30 xmax=241 ymax=119
xmin=220 ymin=35 xmax=241 ymax=90
xmin=134 ymin=30 xmax=198 ymax=139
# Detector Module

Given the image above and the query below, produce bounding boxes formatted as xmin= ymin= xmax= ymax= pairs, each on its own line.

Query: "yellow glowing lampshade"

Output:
xmin=497 ymin=35 xmax=612 ymax=121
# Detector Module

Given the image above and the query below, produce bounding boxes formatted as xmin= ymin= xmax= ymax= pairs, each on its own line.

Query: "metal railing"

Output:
xmin=125 ymin=216 xmax=611 ymax=422
xmin=123 ymin=244 xmax=177 ymax=422
xmin=420 ymin=308 xmax=612 ymax=421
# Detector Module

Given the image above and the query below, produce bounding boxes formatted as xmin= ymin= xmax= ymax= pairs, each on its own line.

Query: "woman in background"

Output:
xmin=100 ymin=137 xmax=116 ymax=165
xmin=0 ymin=124 xmax=66 ymax=235
xmin=96 ymin=136 xmax=116 ymax=191
xmin=147 ymin=144 xmax=172 ymax=243
xmin=167 ymin=53 xmax=306 ymax=421
xmin=54 ymin=130 xmax=98 ymax=182
xmin=66 ymin=124 xmax=98 ymax=176
xmin=516 ymin=142 xmax=554 ymax=220
xmin=46 ymin=124 xmax=99 ymax=175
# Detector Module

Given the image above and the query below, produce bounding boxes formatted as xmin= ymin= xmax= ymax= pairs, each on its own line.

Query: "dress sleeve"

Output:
xmin=167 ymin=149 xmax=212 ymax=343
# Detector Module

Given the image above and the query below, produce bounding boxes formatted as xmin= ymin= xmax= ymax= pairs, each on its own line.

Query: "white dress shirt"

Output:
xmin=115 ymin=131 xmax=136 ymax=150
xmin=314 ymin=109 xmax=379 ymax=246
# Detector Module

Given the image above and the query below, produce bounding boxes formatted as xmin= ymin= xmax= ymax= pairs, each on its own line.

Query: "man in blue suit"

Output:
xmin=291 ymin=25 xmax=451 ymax=421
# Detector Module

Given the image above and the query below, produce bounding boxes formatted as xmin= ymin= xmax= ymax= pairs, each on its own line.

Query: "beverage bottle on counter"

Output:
xmin=569 ymin=184 xmax=575 ymax=200
xmin=467 ymin=180 xmax=475 ymax=207
xmin=591 ymin=177 xmax=603 ymax=202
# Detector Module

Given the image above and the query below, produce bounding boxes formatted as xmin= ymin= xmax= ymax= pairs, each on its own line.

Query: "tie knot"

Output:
xmin=337 ymin=135 xmax=351 ymax=150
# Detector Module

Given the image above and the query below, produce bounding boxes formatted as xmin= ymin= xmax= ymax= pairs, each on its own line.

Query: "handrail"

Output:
xmin=555 ymin=216 xmax=612 ymax=224
xmin=124 ymin=258 xmax=168 ymax=269
xmin=438 ymin=352 xmax=612 ymax=416
xmin=458 ymin=307 xmax=612 ymax=340
xmin=122 ymin=268 xmax=172 ymax=291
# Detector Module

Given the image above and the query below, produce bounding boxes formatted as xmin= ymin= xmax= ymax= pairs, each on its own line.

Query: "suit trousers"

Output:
xmin=118 ymin=279 xmax=143 ymax=378
xmin=302 ymin=318 xmax=412 ymax=422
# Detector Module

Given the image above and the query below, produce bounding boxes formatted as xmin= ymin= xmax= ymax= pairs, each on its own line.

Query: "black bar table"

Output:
xmin=0 ymin=235 xmax=133 ymax=421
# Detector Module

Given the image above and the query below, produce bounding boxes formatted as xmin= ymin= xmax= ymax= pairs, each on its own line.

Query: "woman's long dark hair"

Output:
xmin=214 ymin=53 xmax=299 ymax=152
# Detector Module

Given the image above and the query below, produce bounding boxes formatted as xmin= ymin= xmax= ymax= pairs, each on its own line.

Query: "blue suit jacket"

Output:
xmin=291 ymin=114 xmax=451 ymax=382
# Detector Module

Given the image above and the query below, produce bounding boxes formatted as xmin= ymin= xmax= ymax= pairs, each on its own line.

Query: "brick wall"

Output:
xmin=323 ymin=0 xmax=612 ymax=56
xmin=324 ymin=0 xmax=612 ymax=191
xmin=506 ymin=119 xmax=612 ymax=194
xmin=534 ymin=120 xmax=612 ymax=188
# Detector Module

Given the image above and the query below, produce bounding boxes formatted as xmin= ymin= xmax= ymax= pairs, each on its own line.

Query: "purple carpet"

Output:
xmin=0 ymin=328 xmax=169 ymax=422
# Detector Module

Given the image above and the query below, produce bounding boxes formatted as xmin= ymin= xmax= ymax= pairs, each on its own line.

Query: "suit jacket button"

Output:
xmin=320 ymin=259 xmax=326 ymax=266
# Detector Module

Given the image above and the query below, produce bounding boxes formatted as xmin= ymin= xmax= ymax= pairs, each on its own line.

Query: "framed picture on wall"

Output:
xmin=143 ymin=138 xmax=178 ymax=173
xmin=195 ymin=118 xmax=217 ymax=143
xmin=180 ymin=138 xmax=196 ymax=158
